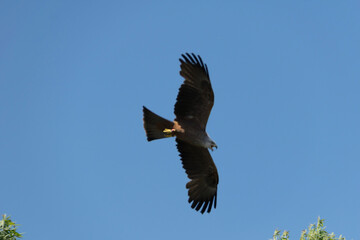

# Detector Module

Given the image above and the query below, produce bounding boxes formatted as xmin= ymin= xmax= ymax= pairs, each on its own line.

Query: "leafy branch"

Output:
xmin=272 ymin=217 xmax=345 ymax=240
xmin=0 ymin=214 xmax=23 ymax=240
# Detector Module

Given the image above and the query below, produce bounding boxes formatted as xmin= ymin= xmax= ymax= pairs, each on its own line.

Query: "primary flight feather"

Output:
xmin=143 ymin=53 xmax=219 ymax=214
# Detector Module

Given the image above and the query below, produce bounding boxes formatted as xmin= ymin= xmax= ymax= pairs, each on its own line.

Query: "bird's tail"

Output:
xmin=143 ymin=106 xmax=174 ymax=141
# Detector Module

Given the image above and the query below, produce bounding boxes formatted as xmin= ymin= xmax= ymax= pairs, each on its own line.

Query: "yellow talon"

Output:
xmin=163 ymin=128 xmax=175 ymax=137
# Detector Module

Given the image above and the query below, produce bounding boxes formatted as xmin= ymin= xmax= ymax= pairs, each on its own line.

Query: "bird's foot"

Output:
xmin=163 ymin=128 xmax=176 ymax=137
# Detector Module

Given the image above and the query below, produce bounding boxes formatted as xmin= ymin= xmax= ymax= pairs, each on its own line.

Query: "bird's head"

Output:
xmin=210 ymin=141 xmax=218 ymax=151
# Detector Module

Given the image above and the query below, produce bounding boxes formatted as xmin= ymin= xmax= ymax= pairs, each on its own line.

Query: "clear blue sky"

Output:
xmin=1 ymin=1 xmax=359 ymax=239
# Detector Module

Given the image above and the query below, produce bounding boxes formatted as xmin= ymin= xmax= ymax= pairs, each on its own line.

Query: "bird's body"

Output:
xmin=143 ymin=53 xmax=219 ymax=214
xmin=173 ymin=120 xmax=215 ymax=149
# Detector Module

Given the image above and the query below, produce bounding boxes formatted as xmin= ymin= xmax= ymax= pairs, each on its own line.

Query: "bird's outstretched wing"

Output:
xmin=176 ymin=139 xmax=219 ymax=214
xmin=174 ymin=53 xmax=214 ymax=130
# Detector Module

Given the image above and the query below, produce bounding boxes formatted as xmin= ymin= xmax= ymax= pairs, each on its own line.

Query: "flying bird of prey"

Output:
xmin=142 ymin=53 xmax=218 ymax=214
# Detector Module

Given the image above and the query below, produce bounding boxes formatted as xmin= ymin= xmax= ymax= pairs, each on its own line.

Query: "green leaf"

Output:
xmin=272 ymin=217 xmax=345 ymax=240
xmin=0 ymin=214 xmax=23 ymax=240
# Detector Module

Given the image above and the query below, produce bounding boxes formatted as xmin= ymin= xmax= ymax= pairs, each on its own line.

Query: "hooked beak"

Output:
xmin=210 ymin=145 xmax=218 ymax=151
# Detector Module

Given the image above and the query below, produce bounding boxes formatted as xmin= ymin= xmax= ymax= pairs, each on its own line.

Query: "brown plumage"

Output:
xmin=143 ymin=53 xmax=219 ymax=214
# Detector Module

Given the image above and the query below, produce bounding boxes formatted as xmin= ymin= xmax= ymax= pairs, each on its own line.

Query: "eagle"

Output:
xmin=142 ymin=53 xmax=219 ymax=214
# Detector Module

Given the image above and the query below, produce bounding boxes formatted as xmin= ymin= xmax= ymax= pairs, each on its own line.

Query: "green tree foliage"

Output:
xmin=272 ymin=217 xmax=345 ymax=240
xmin=0 ymin=215 xmax=23 ymax=240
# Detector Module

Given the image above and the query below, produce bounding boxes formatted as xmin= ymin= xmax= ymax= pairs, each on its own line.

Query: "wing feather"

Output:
xmin=176 ymin=139 xmax=219 ymax=214
xmin=174 ymin=53 xmax=214 ymax=130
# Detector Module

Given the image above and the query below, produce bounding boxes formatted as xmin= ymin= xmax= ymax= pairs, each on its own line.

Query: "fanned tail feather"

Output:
xmin=143 ymin=106 xmax=174 ymax=141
